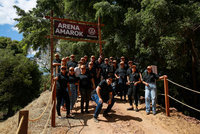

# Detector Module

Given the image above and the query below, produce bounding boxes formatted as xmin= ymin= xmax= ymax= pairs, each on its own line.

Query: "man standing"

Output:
xmin=142 ymin=66 xmax=164 ymax=115
xmin=53 ymin=53 xmax=61 ymax=75
xmin=67 ymin=54 xmax=78 ymax=68
xmin=91 ymin=76 xmax=115 ymax=123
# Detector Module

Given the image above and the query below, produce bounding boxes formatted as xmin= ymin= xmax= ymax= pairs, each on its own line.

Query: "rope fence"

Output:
xmin=17 ymin=79 xmax=56 ymax=134
xmin=167 ymin=79 xmax=200 ymax=94
xmin=41 ymin=101 xmax=55 ymax=134
xmin=16 ymin=116 xmax=24 ymax=134
xmin=28 ymin=82 xmax=55 ymax=122
xmin=168 ymin=95 xmax=200 ymax=113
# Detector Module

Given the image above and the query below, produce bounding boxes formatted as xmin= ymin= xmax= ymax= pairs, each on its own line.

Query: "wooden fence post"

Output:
xmin=51 ymin=79 xmax=56 ymax=127
xmin=164 ymin=75 xmax=170 ymax=116
xmin=18 ymin=110 xmax=29 ymax=134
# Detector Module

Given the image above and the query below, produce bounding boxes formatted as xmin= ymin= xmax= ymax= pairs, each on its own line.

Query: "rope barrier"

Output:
xmin=16 ymin=116 xmax=24 ymax=134
xmin=28 ymin=81 xmax=55 ymax=122
xmin=167 ymin=79 xmax=200 ymax=94
xmin=41 ymin=101 xmax=54 ymax=134
xmin=159 ymin=94 xmax=200 ymax=113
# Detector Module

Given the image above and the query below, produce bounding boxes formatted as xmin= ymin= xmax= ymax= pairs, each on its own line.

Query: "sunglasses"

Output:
xmin=61 ymin=68 xmax=66 ymax=70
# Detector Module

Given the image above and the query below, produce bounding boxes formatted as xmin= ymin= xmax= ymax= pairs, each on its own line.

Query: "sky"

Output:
xmin=0 ymin=0 xmax=37 ymax=41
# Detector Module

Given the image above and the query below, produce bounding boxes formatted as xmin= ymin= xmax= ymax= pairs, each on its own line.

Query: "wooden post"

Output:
xmin=50 ymin=10 xmax=54 ymax=91
xmin=50 ymin=10 xmax=56 ymax=127
xmin=18 ymin=110 xmax=29 ymax=134
xmin=164 ymin=75 xmax=170 ymax=116
xmin=98 ymin=17 xmax=102 ymax=57
xmin=51 ymin=79 xmax=56 ymax=127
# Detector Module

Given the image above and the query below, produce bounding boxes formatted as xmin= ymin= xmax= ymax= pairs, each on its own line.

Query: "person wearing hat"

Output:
xmin=54 ymin=66 xmax=73 ymax=119
xmin=142 ymin=66 xmax=164 ymax=115
xmin=115 ymin=61 xmax=127 ymax=101
xmin=91 ymin=76 xmax=115 ymax=123
xmin=53 ymin=53 xmax=61 ymax=75
xmin=127 ymin=65 xmax=141 ymax=111
xmin=67 ymin=54 xmax=78 ymax=68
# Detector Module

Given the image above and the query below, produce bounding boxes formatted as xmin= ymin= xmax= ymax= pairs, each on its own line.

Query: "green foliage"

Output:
xmin=0 ymin=38 xmax=42 ymax=118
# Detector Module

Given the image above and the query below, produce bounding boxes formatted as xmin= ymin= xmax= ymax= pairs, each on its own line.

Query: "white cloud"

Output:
xmin=0 ymin=0 xmax=37 ymax=25
xmin=11 ymin=26 xmax=19 ymax=32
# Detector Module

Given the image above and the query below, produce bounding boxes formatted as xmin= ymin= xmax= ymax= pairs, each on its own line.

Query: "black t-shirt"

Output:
xmin=78 ymin=73 xmax=92 ymax=89
xmin=95 ymin=60 xmax=102 ymax=70
xmin=117 ymin=63 xmax=128 ymax=70
xmin=67 ymin=60 xmax=78 ymax=68
xmin=127 ymin=68 xmax=132 ymax=76
xmin=92 ymin=80 xmax=113 ymax=101
xmin=53 ymin=59 xmax=61 ymax=73
xmin=143 ymin=72 xmax=159 ymax=83
xmin=68 ymin=74 xmax=79 ymax=84
xmin=86 ymin=67 xmax=96 ymax=79
xmin=56 ymin=73 xmax=68 ymax=92
xmin=115 ymin=68 xmax=127 ymax=78
xmin=129 ymin=72 xmax=140 ymax=82
xmin=100 ymin=63 xmax=110 ymax=78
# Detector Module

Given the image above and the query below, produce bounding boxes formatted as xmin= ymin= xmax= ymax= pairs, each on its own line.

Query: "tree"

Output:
xmin=0 ymin=38 xmax=42 ymax=118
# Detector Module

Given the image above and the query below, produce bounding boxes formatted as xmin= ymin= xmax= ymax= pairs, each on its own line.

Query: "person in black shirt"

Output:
xmin=91 ymin=76 xmax=115 ymax=123
xmin=78 ymin=65 xmax=93 ymax=113
xmin=67 ymin=54 xmax=78 ymax=68
xmin=115 ymin=61 xmax=127 ymax=101
xmin=127 ymin=60 xmax=133 ymax=76
xmin=53 ymin=53 xmax=61 ymax=76
xmin=100 ymin=58 xmax=110 ymax=80
xmin=142 ymin=66 xmax=164 ymax=115
xmin=127 ymin=65 xmax=141 ymax=111
xmin=54 ymin=66 xmax=73 ymax=119
xmin=86 ymin=62 xmax=96 ymax=90
xmin=117 ymin=56 xmax=128 ymax=70
xmin=95 ymin=57 xmax=103 ymax=85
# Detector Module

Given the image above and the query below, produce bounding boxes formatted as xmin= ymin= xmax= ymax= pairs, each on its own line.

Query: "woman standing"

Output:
xmin=127 ymin=65 xmax=141 ymax=111
xmin=54 ymin=66 xmax=73 ymax=118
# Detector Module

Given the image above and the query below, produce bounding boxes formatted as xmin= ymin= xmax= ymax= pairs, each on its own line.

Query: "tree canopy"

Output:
xmin=0 ymin=37 xmax=42 ymax=119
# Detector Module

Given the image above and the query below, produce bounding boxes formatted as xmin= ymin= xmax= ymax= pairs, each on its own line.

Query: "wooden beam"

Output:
xmin=45 ymin=16 xmax=104 ymax=26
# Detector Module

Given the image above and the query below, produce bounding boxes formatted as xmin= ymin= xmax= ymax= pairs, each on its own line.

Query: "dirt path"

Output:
xmin=1 ymin=91 xmax=200 ymax=134
xmin=50 ymin=97 xmax=200 ymax=134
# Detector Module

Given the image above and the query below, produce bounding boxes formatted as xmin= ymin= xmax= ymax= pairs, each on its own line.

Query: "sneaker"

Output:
xmin=135 ymin=108 xmax=139 ymax=112
xmin=127 ymin=107 xmax=134 ymax=110
xmin=81 ymin=110 xmax=84 ymax=114
xmin=85 ymin=110 xmax=90 ymax=114
xmin=153 ymin=112 xmax=156 ymax=115
xmin=103 ymin=113 xmax=112 ymax=118
xmin=93 ymin=117 xmax=99 ymax=123
xmin=57 ymin=116 xmax=62 ymax=119
xmin=146 ymin=112 xmax=150 ymax=115
xmin=66 ymin=115 xmax=74 ymax=119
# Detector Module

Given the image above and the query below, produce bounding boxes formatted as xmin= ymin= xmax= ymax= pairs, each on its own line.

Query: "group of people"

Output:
xmin=53 ymin=53 xmax=164 ymax=122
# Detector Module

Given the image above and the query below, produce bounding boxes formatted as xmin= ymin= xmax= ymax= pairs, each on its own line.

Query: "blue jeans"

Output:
xmin=145 ymin=83 xmax=157 ymax=113
xmin=69 ymin=84 xmax=78 ymax=110
xmin=91 ymin=93 xmax=115 ymax=118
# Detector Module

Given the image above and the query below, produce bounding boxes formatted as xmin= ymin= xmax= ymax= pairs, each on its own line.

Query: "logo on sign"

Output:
xmin=88 ymin=28 xmax=96 ymax=35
